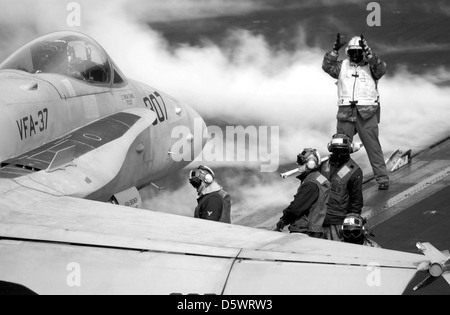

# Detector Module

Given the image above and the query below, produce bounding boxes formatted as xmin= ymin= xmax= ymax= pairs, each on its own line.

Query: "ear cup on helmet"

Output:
xmin=198 ymin=165 xmax=215 ymax=184
xmin=306 ymin=159 xmax=317 ymax=170
xmin=203 ymin=173 xmax=213 ymax=184
xmin=298 ymin=148 xmax=321 ymax=170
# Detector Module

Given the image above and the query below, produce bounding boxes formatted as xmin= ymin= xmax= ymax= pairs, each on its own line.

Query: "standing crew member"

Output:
xmin=321 ymin=134 xmax=363 ymax=241
xmin=189 ymin=165 xmax=231 ymax=223
xmin=275 ymin=149 xmax=330 ymax=238
xmin=322 ymin=33 xmax=390 ymax=190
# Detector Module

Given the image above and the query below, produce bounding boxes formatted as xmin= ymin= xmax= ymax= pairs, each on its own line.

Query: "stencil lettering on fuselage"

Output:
xmin=143 ymin=92 xmax=168 ymax=125
xmin=3 ymin=112 xmax=140 ymax=179
xmin=16 ymin=108 xmax=49 ymax=140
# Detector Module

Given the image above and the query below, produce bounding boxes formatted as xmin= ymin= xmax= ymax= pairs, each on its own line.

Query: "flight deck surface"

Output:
xmin=365 ymin=138 xmax=450 ymax=295
xmin=240 ymin=137 xmax=450 ymax=294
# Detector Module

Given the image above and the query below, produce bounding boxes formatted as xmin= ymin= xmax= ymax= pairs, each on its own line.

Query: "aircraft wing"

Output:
xmin=418 ymin=242 xmax=448 ymax=262
xmin=0 ymin=183 xmax=428 ymax=295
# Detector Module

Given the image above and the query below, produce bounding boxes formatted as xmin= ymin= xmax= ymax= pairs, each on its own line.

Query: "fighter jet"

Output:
xmin=0 ymin=32 xmax=448 ymax=295
xmin=0 ymin=31 xmax=206 ymax=206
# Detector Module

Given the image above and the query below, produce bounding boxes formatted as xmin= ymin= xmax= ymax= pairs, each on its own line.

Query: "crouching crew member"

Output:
xmin=341 ymin=213 xmax=380 ymax=247
xmin=189 ymin=165 xmax=231 ymax=223
xmin=275 ymin=148 xmax=330 ymax=238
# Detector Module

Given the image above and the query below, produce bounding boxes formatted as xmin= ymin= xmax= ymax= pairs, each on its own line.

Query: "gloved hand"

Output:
xmin=332 ymin=33 xmax=346 ymax=52
xmin=359 ymin=35 xmax=373 ymax=59
xmin=275 ymin=219 xmax=285 ymax=232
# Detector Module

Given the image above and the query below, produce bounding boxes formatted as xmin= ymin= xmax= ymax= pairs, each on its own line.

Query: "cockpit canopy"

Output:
xmin=0 ymin=31 xmax=125 ymax=85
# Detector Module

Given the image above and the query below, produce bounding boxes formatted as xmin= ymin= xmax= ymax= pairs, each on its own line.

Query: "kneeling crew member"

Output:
xmin=189 ymin=165 xmax=231 ymax=223
xmin=341 ymin=214 xmax=380 ymax=247
xmin=321 ymin=134 xmax=363 ymax=241
xmin=275 ymin=149 xmax=330 ymax=238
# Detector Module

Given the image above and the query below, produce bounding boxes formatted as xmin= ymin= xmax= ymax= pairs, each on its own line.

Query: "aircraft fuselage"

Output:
xmin=0 ymin=32 xmax=205 ymax=203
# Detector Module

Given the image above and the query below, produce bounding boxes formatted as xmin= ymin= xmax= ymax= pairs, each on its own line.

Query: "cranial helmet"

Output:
xmin=346 ymin=36 xmax=364 ymax=63
xmin=297 ymin=148 xmax=321 ymax=170
xmin=189 ymin=165 xmax=215 ymax=189
xmin=341 ymin=213 xmax=367 ymax=245
xmin=328 ymin=134 xmax=353 ymax=154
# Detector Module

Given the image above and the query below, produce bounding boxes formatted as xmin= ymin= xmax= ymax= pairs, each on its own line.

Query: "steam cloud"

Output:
xmin=0 ymin=0 xmax=449 ymax=225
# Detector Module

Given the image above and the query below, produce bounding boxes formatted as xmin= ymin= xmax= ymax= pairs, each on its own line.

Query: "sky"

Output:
xmin=0 ymin=0 xmax=449 ymax=222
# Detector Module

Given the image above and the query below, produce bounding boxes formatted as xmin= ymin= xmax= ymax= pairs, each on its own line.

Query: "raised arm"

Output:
xmin=322 ymin=33 xmax=345 ymax=79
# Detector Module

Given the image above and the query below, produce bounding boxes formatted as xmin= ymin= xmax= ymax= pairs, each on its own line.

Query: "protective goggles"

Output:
xmin=342 ymin=228 xmax=364 ymax=239
xmin=347 ymin=48 xmax=363 ymax=57
xmin=342 ymin=216 xmax=365 ymax=238
xmin=331 ymin=148 xmax=350 ymax=156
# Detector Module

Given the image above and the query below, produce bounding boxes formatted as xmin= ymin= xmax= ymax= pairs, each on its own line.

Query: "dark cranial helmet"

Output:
xmin=328 ymin=134 xmax=353 ymax=155
xmin=342 ymin=213 xmax=367 ymax=245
